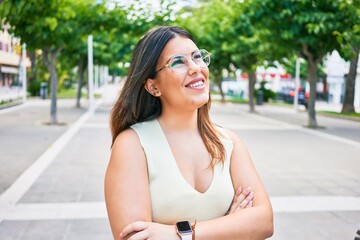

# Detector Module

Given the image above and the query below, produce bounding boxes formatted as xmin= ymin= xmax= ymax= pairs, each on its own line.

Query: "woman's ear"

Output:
xmin=144 ymin=79 xmax=161 ymax=97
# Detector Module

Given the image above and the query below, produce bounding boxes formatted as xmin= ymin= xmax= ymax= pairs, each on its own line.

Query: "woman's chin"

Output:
xmin=191 ymin=94 xmax=210 ymax=109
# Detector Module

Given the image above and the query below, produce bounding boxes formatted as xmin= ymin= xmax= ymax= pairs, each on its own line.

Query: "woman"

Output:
xmin=105 ymin=26 xmax=273 ymax=240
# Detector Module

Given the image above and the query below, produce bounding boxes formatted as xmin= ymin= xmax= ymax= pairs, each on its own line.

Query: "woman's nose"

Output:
xmin=187 ymin=58 xmax=201 ymax=74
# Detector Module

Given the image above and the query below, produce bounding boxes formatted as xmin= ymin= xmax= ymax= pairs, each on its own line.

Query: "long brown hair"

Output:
xmin=110 ymin=26 xmax=225 ymax=165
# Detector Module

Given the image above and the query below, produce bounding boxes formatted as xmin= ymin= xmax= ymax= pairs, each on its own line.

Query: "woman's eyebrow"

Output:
xmin=168 ymin=49 xmax=200 ymax=59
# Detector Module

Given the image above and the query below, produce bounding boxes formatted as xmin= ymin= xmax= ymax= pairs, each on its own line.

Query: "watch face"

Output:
xmin=176 ymin=221 xmax=192 ymax=234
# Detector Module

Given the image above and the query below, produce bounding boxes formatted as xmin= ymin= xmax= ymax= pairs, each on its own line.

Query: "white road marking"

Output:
xmin=83 ymin=123 xmax=109 ymax=129
xmin=2 ymin=196 xmax=360 ymax=220
xmin=0 ymin=102 xmax=27 ymax=115
xmin=0 ymin=111 xmax=93 ymax=222
xmin=235 ymin=112 xmax=360 ymax=148
xmin=4 ymin=202 xmax=107 ymax=220
xmin=271 ymin=196 xmax=360 ymax=213
xmin=221 ymin=124 xmax=300 ymax=130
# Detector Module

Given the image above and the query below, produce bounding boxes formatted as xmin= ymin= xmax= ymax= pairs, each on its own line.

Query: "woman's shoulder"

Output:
xmin=112 ymin=127 xmax=141 ymax=152
xmin=215 ymin=125 xmax=245 ymax=146
xmin=110 ymin=127 xmax=147 ymax=171
xmin=113 ymin=119 xmax=158 ymax=150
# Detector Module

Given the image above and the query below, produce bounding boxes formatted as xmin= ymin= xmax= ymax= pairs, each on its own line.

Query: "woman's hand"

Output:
xmin=120 ymin=221 xmax=179 ymax=240
xmin=226 ymin=186 xmax=254 ymax=215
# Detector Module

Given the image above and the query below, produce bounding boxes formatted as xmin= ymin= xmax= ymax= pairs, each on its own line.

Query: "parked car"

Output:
xmin=278 ymin=87 xmax=309 ymax=108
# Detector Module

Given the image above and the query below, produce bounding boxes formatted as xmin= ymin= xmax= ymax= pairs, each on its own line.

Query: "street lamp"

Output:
xmin=88 ymin=35 xmax=94 ymax=112
xmin=22 ymin=43 xmax=27 ymax=103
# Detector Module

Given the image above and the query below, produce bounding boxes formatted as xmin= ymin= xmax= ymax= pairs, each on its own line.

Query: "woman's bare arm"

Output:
xmin=104 ymin=129 xmax=152 ymax=239
xmin=194 ymin=130 xmax=274 ymax=240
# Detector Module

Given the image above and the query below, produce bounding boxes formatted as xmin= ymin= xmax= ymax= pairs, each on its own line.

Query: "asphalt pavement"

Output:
xmin=0 ymin=84 xmax=359 ymax=240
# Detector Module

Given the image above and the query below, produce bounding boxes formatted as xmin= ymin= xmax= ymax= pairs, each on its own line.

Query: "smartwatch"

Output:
xmin=175 ymin=221 xmax=193 ymax=240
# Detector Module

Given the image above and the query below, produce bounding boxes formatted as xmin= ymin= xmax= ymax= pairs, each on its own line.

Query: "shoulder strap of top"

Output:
xmin=213 ymin=125 xmax=233 ymax=169
xmin=130 ymin=119 xmax=173 ymax=179
xmin=131 ymin=119 xmax=159 ymax=147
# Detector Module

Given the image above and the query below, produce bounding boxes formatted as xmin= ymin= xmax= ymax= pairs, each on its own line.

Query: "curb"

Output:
xmin=317 ymin=112 xmax=360 ymax=122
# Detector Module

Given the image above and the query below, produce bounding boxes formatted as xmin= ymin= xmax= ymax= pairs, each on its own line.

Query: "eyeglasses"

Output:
xmin=154 ymin=49 xmax=211 ymax=75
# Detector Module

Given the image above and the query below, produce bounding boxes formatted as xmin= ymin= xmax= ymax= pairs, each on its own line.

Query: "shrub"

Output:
xmin=28 ymin=80 xmax=42 ymax=96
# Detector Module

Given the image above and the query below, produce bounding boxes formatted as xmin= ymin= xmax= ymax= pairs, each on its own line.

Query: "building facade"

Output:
xmin=0 ymin=25 xmax=21 ymax=86
xmin=325 ymin=50 xmax=360 ymax=109
xmin=0 ymin=24 xmax=29 ymax=102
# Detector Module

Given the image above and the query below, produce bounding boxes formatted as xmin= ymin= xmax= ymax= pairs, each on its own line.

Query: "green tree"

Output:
xmin=342 ymin=44 xmax=359 ymax=113
xmin=177 ymin=0 xmax=238 ymax=103
xmin=59 ymin=2 xmax=129 ymax=108
xmin=337 ymin=1 xmax=360 ymax=114
xmin=249 ymin=0 xmax=357 ymax=127
xmin=0 ymin=0 xmax=98 ymax=124
xmin=228 ymin=0 xmax=271 ymax=112
xmin=281 ymin=56 xmax=326 ymax=92
xmin=104 ymin=0 xmax=176 ymax=78
xmin=178 ymin=0 xmax=269 ymax=112
xmin=80 ymin=0 xmax=176 ymax=82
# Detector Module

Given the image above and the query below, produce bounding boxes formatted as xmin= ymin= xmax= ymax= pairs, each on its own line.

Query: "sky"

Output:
xmin=108 ymin=0 xmax=196 ymax=11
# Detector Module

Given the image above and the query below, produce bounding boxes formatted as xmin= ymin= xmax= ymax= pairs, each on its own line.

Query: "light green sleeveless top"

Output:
xmin=131 ymin=119 xmax=234 ymax=224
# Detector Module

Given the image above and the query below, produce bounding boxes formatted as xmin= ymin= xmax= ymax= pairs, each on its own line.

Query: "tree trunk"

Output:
xmin=76 ymin=57 xmax=85 ymax=108
xmin=214 ymin=71 xmax=225 ymax=102
xmin=216 ymin=81 xmax=225 ymax=103
xmin=341 ymin=43 xmax=359 ymax=114
xmin=42 ymin=47 xmax=62 ymax=124
xmin=306 ymin=61 xmax=318 ymax=127
xmin=49 ymin=60 xmax=58 ymax=124
xmin=29 ymin=51 xmax=36 ymax=83
xmin=301 ymin=44 xmax=325 ymax=128
xmin=248 ymin=71 xmax=256 ymax=113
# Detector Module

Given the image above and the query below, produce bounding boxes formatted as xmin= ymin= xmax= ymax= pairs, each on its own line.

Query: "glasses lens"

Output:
xmin=167 ymin=50 xmax=211 ymax=74
xmin=199 ymin=49 xmax=210 ymax=66
xmin=168 ymin=56 xmax=188 ymax=74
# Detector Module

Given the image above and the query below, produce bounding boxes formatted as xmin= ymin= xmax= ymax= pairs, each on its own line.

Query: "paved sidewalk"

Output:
xmin=0 ymin=85 xmax=359 ymax=239
xmin=0 ymin=99 xmax=88 ymax=194
xmin=0 ymin=87 xmax=116 ymax=239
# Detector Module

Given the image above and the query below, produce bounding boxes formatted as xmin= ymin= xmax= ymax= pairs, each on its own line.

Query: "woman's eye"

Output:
xmin=193 ymin=53 xmax=202 ymax=59
xmin=170 ymin=58 xmax=185 ymax=67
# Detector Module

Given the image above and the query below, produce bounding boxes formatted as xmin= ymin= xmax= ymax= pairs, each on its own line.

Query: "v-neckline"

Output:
xmin=155 ymin=119 xmax=215 ymax=195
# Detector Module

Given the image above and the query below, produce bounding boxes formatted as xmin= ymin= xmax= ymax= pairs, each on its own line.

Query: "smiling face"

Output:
xmin=146 ymin=36 xmax=210 ymax=112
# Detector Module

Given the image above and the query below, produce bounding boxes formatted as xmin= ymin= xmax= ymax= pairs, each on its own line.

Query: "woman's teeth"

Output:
xmin=188 ymin=81 xmax=203 ymax=88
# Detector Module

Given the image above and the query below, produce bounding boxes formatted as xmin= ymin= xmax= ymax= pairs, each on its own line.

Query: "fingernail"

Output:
xmin=236 ymin=186 xmax=242 ymax=195
xmin=249 ymin=191 xmax=254 ymax=197
xmin=246 ymin=186 xmax=251 ymax=191
xmin=119 ymin=232 xmax=122 ymax=237
xmin=249 ymin=200 xmax=253 ymax=206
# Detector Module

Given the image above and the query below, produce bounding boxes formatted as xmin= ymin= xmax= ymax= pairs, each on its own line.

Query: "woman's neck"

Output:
xmin=157 ymin=108 xmax=198 ymax=133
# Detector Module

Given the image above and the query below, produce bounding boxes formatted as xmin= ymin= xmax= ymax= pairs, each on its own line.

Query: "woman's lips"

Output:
xmin=185 ymin=78 xmax=205 ymax=88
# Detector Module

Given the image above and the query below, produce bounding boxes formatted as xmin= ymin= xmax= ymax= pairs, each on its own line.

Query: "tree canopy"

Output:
xmin=1 ymin=0 xmax=359 ymax=124
xmin=0 ymin=0 xmax=174 ymax=122
xmin=248 ymin=0 xmax=359 ymax=126
xmin=1 ymin=0 xmax=105 ymax=123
